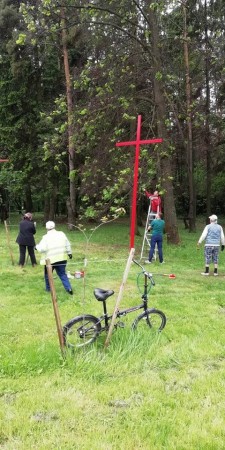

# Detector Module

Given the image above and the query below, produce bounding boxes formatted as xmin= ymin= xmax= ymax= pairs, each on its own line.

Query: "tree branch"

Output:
xmin=131 ymin=0 xmax=151 ymax=28
xmin=56 ymin=2 xmax=145 ymax=31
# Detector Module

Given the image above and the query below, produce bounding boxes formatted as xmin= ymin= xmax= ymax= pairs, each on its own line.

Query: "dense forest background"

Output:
xmin=0 ymin=0 xmax=225 ymax=241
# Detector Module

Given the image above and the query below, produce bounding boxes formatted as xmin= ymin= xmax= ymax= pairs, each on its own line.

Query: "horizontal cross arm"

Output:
xmin=116 ymin=138 xmax=163 ymax=147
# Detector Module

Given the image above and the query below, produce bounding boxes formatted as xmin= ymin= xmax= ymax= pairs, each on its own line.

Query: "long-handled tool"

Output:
xmin=4 ymin=220 xmax=15 ymax=265
xmin=153 ymin=273 xmax=176 ymax=279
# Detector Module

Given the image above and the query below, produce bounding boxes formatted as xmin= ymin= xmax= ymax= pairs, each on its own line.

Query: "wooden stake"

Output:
xmin=4 ymin=220 xmax=15 ymax=265
xmin=46 ymin=259 xmax=65 ymax=356
xmin=104 ymin=247 xmax=135 ymax=348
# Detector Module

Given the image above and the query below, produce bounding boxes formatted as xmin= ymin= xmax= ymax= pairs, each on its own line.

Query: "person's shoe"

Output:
xmin=214 ymin=273 xmax=218 ymax=276
xmin=201 ymin=272 xmax=209 ymax=276
xmin=160 ymin=261 xmax=165 ymax=264
xmin=67 ymin=289 xmax=73 ymax=295
xmin=145 ymin=260 xmax=152 ymax=264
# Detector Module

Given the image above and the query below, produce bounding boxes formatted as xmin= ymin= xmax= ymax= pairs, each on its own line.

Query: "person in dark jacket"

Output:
xmin=16 ymin=212 xmax=37 ymax=267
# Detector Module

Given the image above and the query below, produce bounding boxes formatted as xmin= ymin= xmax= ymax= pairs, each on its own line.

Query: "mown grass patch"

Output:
xmin=1 ymin=215 xmax=225 ymax=449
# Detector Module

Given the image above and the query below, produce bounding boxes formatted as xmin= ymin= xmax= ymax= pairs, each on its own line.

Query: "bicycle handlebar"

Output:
xmin=132 ymin=259 xmax=144 ymax=270
xmin=132 ymin=259 xmax=155 ymax=284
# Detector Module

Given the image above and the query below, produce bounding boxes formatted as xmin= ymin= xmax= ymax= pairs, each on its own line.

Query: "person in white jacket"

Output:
xmin=197 ymin=214 xmax=225 ymax=276
xmin=36 ymin=221 xmax=73 ymax=294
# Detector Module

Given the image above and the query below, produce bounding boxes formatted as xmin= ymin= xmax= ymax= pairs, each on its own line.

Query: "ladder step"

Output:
xmin=140 ymin=203 xmax=158 ymax=261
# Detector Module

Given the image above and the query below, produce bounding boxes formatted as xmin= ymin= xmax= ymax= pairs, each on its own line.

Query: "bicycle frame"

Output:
xmin=96 ymin=260 xmax=155 ymax=332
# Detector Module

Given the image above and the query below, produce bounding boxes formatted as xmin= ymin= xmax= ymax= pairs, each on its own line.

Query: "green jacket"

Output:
xmin=150 ymin=218 xmax=165 ymax=236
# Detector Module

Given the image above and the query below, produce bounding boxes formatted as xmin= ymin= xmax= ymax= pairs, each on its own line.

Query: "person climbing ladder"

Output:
xmin=145 ymin=212 xmax=165 ymax=264
xmin=144 ymin=189 xmax=162 ymax=214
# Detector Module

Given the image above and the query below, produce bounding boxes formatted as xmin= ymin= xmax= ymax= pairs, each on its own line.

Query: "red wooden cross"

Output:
xmin=116 ymin=115 xmax=163 ymax=249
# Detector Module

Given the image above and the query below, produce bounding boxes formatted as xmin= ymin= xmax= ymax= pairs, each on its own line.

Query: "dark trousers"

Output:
xmin=44 ymin=260 xmax=72 ymax=292
xmin=19 ymin=245 xmax=37 ymax=266
xmin=149 ymin=234 xmax=163 ymax=263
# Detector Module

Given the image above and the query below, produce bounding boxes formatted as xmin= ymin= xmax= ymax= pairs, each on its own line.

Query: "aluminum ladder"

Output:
xmin=140 ymin=199 xmax=158 ymax=261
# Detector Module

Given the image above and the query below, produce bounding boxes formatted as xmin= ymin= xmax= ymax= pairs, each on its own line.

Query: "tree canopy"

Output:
xmin=1 ymin=0 xmax=225 ymax=239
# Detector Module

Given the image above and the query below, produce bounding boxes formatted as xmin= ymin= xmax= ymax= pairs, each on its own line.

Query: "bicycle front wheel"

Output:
xmin=132 ymin=308 xmax=166 ymax=333
xmin=63 ymin=315 xmax=101 ymax=348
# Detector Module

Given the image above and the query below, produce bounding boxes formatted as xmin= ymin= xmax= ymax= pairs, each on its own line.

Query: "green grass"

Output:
xmin=1 ymin=215 xmax=225 ymax=449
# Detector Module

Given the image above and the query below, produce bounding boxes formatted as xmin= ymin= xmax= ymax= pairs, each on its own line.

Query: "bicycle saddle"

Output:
xmin=94 ymin=288 xmax=114 ymax=301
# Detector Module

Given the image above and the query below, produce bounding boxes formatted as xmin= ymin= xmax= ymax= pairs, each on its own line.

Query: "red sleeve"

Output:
xmin=145 ymin=190 xmax=152 ymax=198
xmin=158 ymin=197 xmax=162 ymax=212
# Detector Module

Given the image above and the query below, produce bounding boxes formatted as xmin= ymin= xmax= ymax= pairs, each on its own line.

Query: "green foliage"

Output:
xmin=16 ymin=33 xmax=26 ymax=45
xmin=0 ymin=168 xmax=24 ymax=204
xmin=1 ymin=0 xmax=225 ymax=221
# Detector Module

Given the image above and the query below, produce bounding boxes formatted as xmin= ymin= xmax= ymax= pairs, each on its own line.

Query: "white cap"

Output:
xmin=209 ymin=214 xmax=218 ymax=222
xmin=46 ymin=221 xmax=55 ymax=230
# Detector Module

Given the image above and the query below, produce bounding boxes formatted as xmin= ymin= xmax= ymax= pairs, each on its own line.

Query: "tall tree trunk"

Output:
xmin=43 ymin=196 xmax=50 ymax=224
xmin=204 ymin=0 xmax=212 ymax=220
xmin=61 ymin=6 xmax=76 ymax=230
xmin=24 ymin=185 xmax=33 ymax=212
xmin=183 ymin=2 xmax=196 ymax=232
xmin=148 ymin=3 xmax=180 ymax=244
xmin=49 ymin=185 xmax=57 ymax=220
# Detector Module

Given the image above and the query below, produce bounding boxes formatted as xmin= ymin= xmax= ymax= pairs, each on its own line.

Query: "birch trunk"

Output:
xmin=148 ymin=3 xmax=180 ymax=244
xmin=61 ymin=6 xmax=76 ymax=229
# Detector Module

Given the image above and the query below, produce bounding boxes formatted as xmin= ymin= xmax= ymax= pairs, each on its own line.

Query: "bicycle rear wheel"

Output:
xmin=132 ymin=308 xmax=166 ymax=332
xmin=63 ymin=315 xmax=101 ymax=348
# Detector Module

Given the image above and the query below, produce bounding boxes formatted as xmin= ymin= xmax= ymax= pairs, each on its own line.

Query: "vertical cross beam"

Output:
xmin=116 ymin=115 xmax=163 ymax=248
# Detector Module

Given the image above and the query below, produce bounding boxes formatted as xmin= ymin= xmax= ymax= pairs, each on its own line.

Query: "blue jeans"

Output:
xmin=149 ymin=234 xmax=163 ymax=263
xmin=44 ymin=260 xmax=72 ymax=292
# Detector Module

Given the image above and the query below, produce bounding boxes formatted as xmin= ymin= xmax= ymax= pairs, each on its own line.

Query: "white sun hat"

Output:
xmin=209 ymin=214 xmax=218 ymax=222
xmin=46 ymin=221 xmax=55 ymax=230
